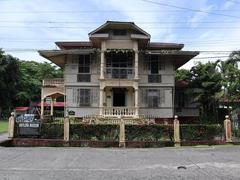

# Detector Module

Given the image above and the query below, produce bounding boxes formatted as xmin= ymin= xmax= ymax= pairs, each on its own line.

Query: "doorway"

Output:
xmin=113 ymin=88 xmax=126 ymax=107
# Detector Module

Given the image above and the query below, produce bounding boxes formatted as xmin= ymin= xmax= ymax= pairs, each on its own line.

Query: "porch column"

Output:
xmin=134 ymin=50 xmax=139 ymax=79
xmin=99 ymin=89 xmax=104 ymax=116
xmin=40 ymin=98 xmax=44 ymax=119
xmin=134 ymin=88 xmax=139 ymax=117
xmin=100 ymin=51 xmax=105 ymax=79
xmin=50 ymin=97 xmax=54 ymax=116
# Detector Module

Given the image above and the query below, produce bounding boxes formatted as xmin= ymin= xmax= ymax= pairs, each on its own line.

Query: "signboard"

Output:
xmin=68 ymin=110 xmax=75 ymax=116
xmin=16 ymin=114 xmax=41 ymax=137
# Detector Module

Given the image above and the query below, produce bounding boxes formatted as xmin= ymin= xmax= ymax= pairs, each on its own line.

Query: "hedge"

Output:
xmin=125 ymin=125 xmax=174 ymax=141
xmin=180 ymin=124 xmax=224 ymax=141
xmin=70 ymin=124 xmax=119 ymax=141
xmin=41 ymin=123 xmax=64 ymax=139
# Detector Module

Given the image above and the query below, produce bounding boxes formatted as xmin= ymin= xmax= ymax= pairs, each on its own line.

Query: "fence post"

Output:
xmin=64 ymin=117 xmax=70 ymax=141
xmin=119 ymin=117 xmax=126 ymax=148
xmin=224 ymin=115 xmax=232 ymax=143
xmin=8 ymin=112 xmax=15 ymax=138
xmin=173 ymin=115 xmax=180 ymax=147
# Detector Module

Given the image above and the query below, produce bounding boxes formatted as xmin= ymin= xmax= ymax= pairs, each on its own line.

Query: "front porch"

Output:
xmin=99 ymin=87 xmax=139 ymax=118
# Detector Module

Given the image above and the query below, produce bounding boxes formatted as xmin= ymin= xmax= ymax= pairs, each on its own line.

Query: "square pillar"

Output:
xmin=100 ymin=51 xmax=105 ymax=79
xmin=40 ymin=98 xmax=44 ymax=119
xmin=50 ymin=97 xmax=54 ymax=116
xmin=174 ymin=115 xmax=180 ymax=147
xmin=99 ymin=89 xmax=104 ymax=116
xmin=134 ymin=88 xmax=139 ymax=117
xmin=64 ymin=117 xmax=70 ymax=141
xmin=134 ymin=51 xmax=139 ymax=79
xmin=119 ymin=118 xmax=126 ymax=147
xmin=8 ymin=112 xmax=15 ymax=138
xmin=224 ymin=115 xmax=232 ymax=143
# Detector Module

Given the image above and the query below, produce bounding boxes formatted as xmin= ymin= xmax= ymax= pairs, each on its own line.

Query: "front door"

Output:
xmin=113 ymin=88 xmax=126 ymax=107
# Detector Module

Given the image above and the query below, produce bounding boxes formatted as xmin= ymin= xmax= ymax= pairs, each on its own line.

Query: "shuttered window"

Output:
xmin=78 ymin=55 xmax=91 ymax=82
xmin=77 ymin=89 xmax=90 ymax=106
xmin=140 ymin=88 xmax=166 ymax=108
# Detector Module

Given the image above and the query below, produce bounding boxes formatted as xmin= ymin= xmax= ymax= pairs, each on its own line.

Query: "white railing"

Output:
xmin=102 ymin=107 xmax=136 ymax=117
xmin=43 ymin=78 xmax=64 ymax=87
xmin=104 ymin=67 xmax=134 ymax=79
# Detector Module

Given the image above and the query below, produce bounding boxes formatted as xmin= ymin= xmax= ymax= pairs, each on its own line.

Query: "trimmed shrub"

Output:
xmin=41 ymin=123 xmax=64 ymax=139
xmin=125 ymin=125 xmax=174 ymax=141
xmin=180 ymin=124 xmax=224 ymax=141
xmin=70 ymin=124 xmax=119 ymax=141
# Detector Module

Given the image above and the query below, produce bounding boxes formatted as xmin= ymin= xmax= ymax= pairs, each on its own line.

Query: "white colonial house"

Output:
xmin=39 ymin=21 xmax=199 ymax=122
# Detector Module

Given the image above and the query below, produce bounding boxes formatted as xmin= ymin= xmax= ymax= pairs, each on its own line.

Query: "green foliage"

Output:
xmin=180 ymin=124 xmax=223 ymax=141
xmin=177 ymin=62 xmax=223 ymax=123
xmin=70 ymin=124 xmax=119 ymax=141
xmin=0 ymin=49 xmax=21 ymax=118
xmin=125 ymin=125 xmax=173 ymax=141
xmin=41 ymin=122 xmax=64 ymax=139
xmin=176 ymin=69 xmax=191 ymax=82
xmin=0 ymin=49 xmax=63 ymax=117
xmin=16 ymin=61 xmax=63 ymax=106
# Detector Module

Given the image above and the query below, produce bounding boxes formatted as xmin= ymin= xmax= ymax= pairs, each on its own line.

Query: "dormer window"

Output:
xmin=113 ymin=29 xmax=127 ymax=36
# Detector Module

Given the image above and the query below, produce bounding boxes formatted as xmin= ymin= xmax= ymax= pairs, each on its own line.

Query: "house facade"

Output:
xmin=39 ymin=21 xmax=199 ymax=121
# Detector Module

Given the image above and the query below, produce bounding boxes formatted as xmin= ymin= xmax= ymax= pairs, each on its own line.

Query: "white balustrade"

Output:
xmin=102 ymin=107 xmax=136 ymax=117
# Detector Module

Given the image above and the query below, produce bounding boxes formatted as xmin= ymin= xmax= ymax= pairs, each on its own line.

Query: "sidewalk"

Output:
xmin=0 ymin=133 xmax=9 ymax=143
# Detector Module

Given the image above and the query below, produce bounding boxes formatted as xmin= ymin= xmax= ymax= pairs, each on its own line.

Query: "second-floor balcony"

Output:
xmin=43 ymin=78 xmax=64 ymax=87
xmin=104 ymin=67 xmax=135 ymax=79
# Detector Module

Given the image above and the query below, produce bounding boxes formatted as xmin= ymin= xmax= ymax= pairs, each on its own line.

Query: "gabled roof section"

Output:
xmin=147 ymin=42 xmax=184 ymax=50
xmin=55 ymin=41 xmax=92 ymax=50
xmin=88 ymin=21 xmax=151 ymax=38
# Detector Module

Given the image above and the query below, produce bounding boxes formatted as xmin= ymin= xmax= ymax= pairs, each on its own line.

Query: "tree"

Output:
xmin=0 ymin=49 xmax=21 ymax=118
xmin=16 ymin=61 xmax=63 ymax=106
xmin=218 ymin=51 xmax=240 ymax=112
xmin=176 ymin=69 xmax=191 ymax=82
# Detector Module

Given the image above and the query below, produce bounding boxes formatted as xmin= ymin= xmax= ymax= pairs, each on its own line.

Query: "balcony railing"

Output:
xmin=102 ymin=107 xmax=137 ymax=117
xmin=104 ymin=67 xmax=134 ymax=79
xmin=43 ymin=78 xmax=64 ymax=87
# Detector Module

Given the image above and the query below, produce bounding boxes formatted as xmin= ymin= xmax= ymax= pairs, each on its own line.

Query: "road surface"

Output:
xmin=0 ymin=146 xmax=240 ymax=179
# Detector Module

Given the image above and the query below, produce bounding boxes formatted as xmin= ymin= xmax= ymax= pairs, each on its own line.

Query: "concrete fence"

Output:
xmin=8 ymin=113 xmax=233 ymax=147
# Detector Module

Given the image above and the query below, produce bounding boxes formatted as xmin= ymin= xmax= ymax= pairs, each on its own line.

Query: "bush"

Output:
xmin=70 ymin=124 xmax=119 ymax=141
xmin=125 ymin=125 xmax=173 ymax=141
xmin=41 ymin=123 xmax=64 ymax=139
xmin=180 ymin=124 xmax=223 ymax=141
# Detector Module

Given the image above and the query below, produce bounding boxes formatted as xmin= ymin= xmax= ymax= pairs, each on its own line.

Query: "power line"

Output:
xmin=1 ymin=25 xmax=240 ymax=29
xmin=0 ymin=20 xmax=239 ymax=24
xmin=194 ymin=56 xmax=230 ymax=59
xmin=225 ymin=0 xmax=240 ymax=4
xmin=2 ymin=48 xmax=236 ymax=53
xmin=0 ymin=9 xmax=240 ymax=14
xmin=141 ymin=0 xmax=240 ymax=19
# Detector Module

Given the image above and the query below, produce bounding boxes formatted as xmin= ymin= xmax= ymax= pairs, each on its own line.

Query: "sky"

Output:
xmin=0 ymin=0 xmax=240 ymax=69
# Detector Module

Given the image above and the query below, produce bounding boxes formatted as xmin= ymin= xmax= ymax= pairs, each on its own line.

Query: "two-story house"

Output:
xmin=39 ymin=21 xmax=199 ymax=122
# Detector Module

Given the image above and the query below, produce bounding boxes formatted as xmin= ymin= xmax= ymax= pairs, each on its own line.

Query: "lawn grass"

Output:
xmin=0 ymin=120 xmax=8 ymax=133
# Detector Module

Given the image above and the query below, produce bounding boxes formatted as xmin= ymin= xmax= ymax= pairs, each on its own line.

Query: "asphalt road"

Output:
xmin=0 ymin=146 xmax=240 ymax=180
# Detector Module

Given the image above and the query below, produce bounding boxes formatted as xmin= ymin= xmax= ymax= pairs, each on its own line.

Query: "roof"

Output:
xmin=32 ymin=102 xmax=64 ymax=107
xmin=38 ymin=49 xmax=95 ymax=68
xmin=147 ymin=42 xmax=184 ymax=50
xmin=89 ymin=21 xmax=151 ymax=38
xmin=55 ymin=41 xmax=93 ymax=50
xmin=15 ymin=107 xmax=29 ymax=111
xmin=175 ymin=80 xmax=188 ymax=88
xmin=145 ymin=50 xmax=199 ymax=69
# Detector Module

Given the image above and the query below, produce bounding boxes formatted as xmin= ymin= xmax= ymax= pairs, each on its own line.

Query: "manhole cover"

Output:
xmin=177 ymin=166 xmax=187 ymax=170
